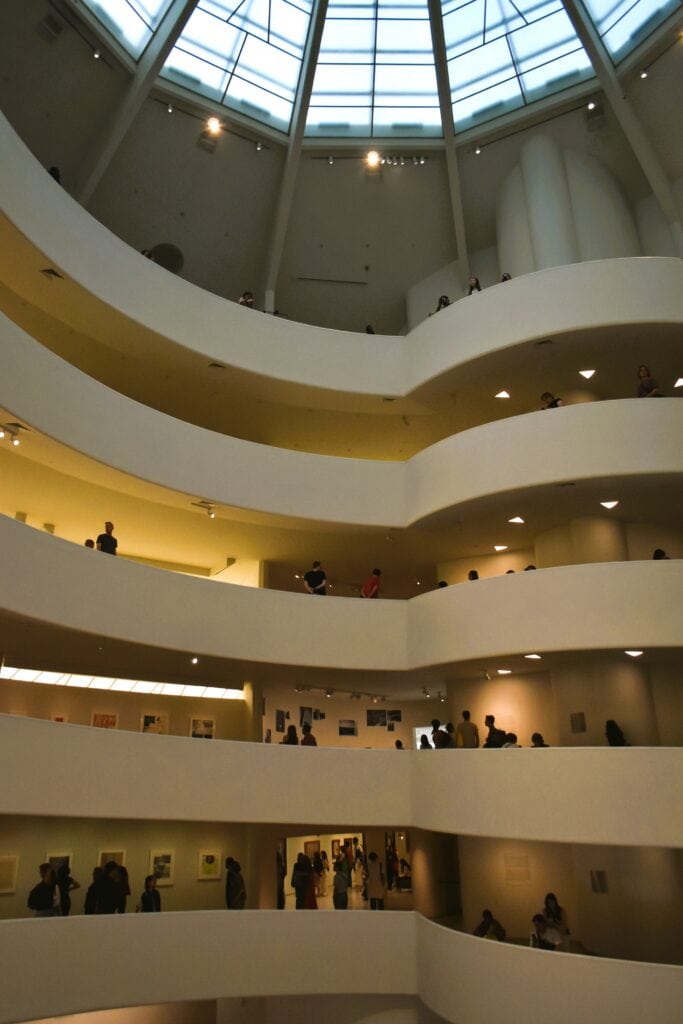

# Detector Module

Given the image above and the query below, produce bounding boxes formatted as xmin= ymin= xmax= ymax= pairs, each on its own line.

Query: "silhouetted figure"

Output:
xmin=483 ymin=714 xmax=506 ymax=748
xmin=524 ymin=564 xmax=537 ymax=571
xmin=332 ymin=860 xmax=348 ymax=909
xmin=433 ymin=295 xmax=450 ymax=314
xmin=530 ymin=913 xmax=561 ymax=950
xmin=27 ymin=864 xmax=60 ymax=917
xmin=467 ymin=569 xmax=479 ymax=581
xmin=474 ymin=909 xmax=506 ymax=941
xmin=531 ymin=732 xmax=549 ymax=747
xmin=500 ymin=272 xmax=512 ymax=282
xmin=456 ymin=710 xmax=479 ymax=748
xmin=652 ymin=548 xmax=670 ymax=560
xmin=365 ymin=324 xmax=376 ymax=334
xmin=84 ymin=867 xmax=102 ymax=914
xmin=303 ymin=560 xmax=327 ymax=595
xmin=503 ymin=732 xmax=520 ymax=747
xmin=84 ymin=538 xmax=95 ymax=548
xmin=637 ymin=364 xmax=662 ymax=397
xmin=419 ymin=735 xmax=433 ymax=749
xmin=301 ymin=722 xmax=317 ymax=746
xmin=437 ymin=580 xmax=448 ymax=588
xmin=281 ymin=724 xmax=299 ymax=745
xmin=48 ymin=166 xmax=61 ymax=184
xmin=605 ymin=719 xmax=628 ymax=746
xmin=140 ymin=875 xmax=161 ymax=912
xmin=96 ymin=521 xmax=117 ymax=555
xmin=56 ymin=863 xmax=80 ymax=917
xmin=395 ymin=739 xmax=404 ymax=749
xmin=225 ymin=858 xmax=246 ymax=909
xmin=541 ymin=392 xmax=563 ymax=409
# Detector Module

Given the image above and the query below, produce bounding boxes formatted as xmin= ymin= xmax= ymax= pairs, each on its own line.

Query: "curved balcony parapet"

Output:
xmin=2 ymin=113 xmax=682 ymax=408
xmin=1 ymin=715 xmax=681 ymax=847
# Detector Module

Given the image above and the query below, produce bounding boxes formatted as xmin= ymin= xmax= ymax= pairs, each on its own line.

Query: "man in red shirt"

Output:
xmin=360 ymin=568 xmax=381 ymax=598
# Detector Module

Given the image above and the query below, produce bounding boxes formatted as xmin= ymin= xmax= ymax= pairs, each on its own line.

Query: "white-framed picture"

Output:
xmin=149 ymin=849 xmax=175 ymax=886
xmin=91 ymin=712 xmax=119 ymax=729
xmin=0 ymin=855 xmax=19 ymax=895
xmin=98 ymin=849 xmax=126 ymax=869
xmin=140 ymin=713 xmax=170 ymax=735
xmin=45 ymin=851 xmax=73 ymax=875
xmin=197 ymin=850 xmax=222 ymax=881
xmin=189 ymin=716 xmax=215 ymax=739
xmin=50 ymin=712 xmax=68 ymax=723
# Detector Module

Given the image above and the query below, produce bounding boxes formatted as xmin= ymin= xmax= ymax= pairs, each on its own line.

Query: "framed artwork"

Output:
xmin=0 ymin=855 xmax=19 ymax=895
xmin=189 ymin=717 xmax=215 ymax=739
xmin=50 ymin=712 xmax=68 ymax=724
xmin=275 ymin=709 xmax=286 ymax=733
xmin=197 ymin=850 xmax=222 ymax=881
xmin=149 ymin=849 xmax=175 ymax=886
xmin=98 ymin=850 xmax=126 ymax=869
xmin=387 ymin=710 xmax=402 ymax=723
xmin=339 ymin=719 xmax=357 ymax=736
xmin=312 ymin=708 xmax=325 ymax=721
xmin=91 ymin=712 xmax=118 ymax=729
xmin=45 ymin=851 xmax=72 ymax=875
xmin=304 ymin=840 xmax=320 ymax=862
xmin=366 ymin=709 xmax=387 ymax=727
xmin=140 ymin=713 xmax=170 ymax=735
xmin=299 ymin=706 xmax=313 ymax=727
xmin=388 ymin=722 xmax=395 ymax=732
xmin=331 ymin=839 xmax=341 ymax=860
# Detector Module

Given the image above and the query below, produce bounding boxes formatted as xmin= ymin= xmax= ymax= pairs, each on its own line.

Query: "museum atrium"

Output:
xmin=0 ymin=0 xmax=682 ymax=1022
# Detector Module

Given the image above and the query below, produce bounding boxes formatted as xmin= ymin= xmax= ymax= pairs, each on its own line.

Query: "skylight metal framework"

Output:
xmin=76 ymin=0 xmax=682 ymax=135
xmin=160 ymin=0 xmax=316 ymax=132
xmin=305 ymin=0 xmax=442 ymax=138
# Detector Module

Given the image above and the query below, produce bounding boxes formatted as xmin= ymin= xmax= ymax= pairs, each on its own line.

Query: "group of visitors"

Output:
xmin=302 ymin=562 xmax=382 ymax=598
xmin=287 ymin=838 xmax=401 ymax=912
xmin=83 ymin=521 xmax=117 ymax=554
xmin=541 ymin=364 xmax=668 ymax=409
xmin=474 ymin=892 xmax=569 ymax=951
xmin=431 ymin=273 xmax=512 ymax=314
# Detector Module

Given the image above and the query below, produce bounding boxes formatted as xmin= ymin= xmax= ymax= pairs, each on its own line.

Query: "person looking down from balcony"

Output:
xmin=483 ymin=715 xmax=507 ymax=748
xmin=541 ymin=392 xmax=563 ymax=409
xmin=431 ymin=295 xmax=450 ymax=315
xmin=652 ymin=548 xmax=670 ymax=559
xmin=637 ymin=364 xmax=662 ymax=397
xmin=419 ymin=735 xmax=433 ymax=749
xmin=468 ymin=276 xmax=481 ymax=295
xmin=360 ymin=568 xmax=381 ymax=598
xmin=605 ymin=719 xmax=628 ymax=746
xmin=473 ymin=909 xmax=507 ymax=941
xmin=96 ymin=521 xmax=117 ymax=555
xmin=303 ymin=560 xmax=327 ymax=595
xmin=140 ymin=875 xmax=161 ymax=912
xmin=530 ymin=914 xmax=562 ymax=950
xmin=467 ymin=569 xmax=479 ymax=581
xmin=531 ymin=733 xmax=549 ymax=747
xmin=28 ymin=864 xmax=60 ymax=917
xmin=502 ymin=732 xmax=520 ymax=747
xmin=281 ymin=724 xmax=299 ymax=745
xmin=543 ymin=893 xmax=570 ymax=949
xmin=301 ymin=721 xmax=317 ymax=746
xmin=431 ymin=719 xmax=449 ymax=748
xmin=500 ymin=272 xmax=512 ymax=282
xmin=225 ymin=858 xmax=246 ymax=909
xmin=238 ymin=290 xmax=255 ymax=308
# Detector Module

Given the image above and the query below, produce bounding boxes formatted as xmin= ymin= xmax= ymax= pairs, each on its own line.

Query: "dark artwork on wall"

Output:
xmin=299 ymin=706 xmax=313 ymax=727
xmin=388 ymin=722 xmax=395 ymax=732
xmin=387 ymin=710 xmax=402 ymax=723
xmin=275 ymin=710 xmax=286 ymax=733
xmin=313 ymin=709 xmax=326 ymax=720
xmin=367 ymin=709 xmax=387 ymax=727
xmin=339 ymin=719 xmax=357 ymax=736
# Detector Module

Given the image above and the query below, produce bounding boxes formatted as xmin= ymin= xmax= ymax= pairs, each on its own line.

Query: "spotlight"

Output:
xmin=328 ymin=155 xmax=334 ymax=165
xmin=674 ymin=378 xmax=683 ymax=388
xmin=413 ymin=156 xmax=418 ymax=166
xmin=525 ymin=654 xmax=542 ymax=660
xmin=587 ymin=101 xmax=596 ymax=110
xmin=206 ymin=117 xmax=222 ymax=135
xmin=419 ymin=156 xmax=425 ymax=165
xmin=11 ymin=437 xmax=20 ymax=447
xmin=640 ymin=70 xmax=648 ymax=79
xmin=93 ymin=49 xmax=101 ymax=60
xmin=256 ymin=141 xmax=262 ymax=151
xmin=422 ymin=687 xmax=431 ymax=698
xmin=207 ymin=506 xmax=216 ymax=518
xmin=399 ymin=156 xmax=405 ymax=166
xmin=191 ymin=657 xmax=199 ymax=665
xmin=0 ymin=429 xmax=4 ymax=439
xmin=625 ymin=650 xmax=643 ymax=658
xmin=474 ymin=146 xmax=481 ymax=155
xmin=497 ymin=669 xmax=511 ymax=675
xmin=167 ymin=103 xmax=173 ymax=114
xmin=366 ymin=150 xmax=381 ymax=168
xmin=438 ymin=692 xmax=446 ymax=703
xmin=325 ymin=689 xmax=333 ymax=698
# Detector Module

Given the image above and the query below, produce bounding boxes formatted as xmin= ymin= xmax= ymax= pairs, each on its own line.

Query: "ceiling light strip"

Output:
xmin=0 ymin=665 xmax=243 ymax=700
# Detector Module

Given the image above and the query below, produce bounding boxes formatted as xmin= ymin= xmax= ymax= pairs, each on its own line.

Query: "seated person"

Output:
xmin=473 ymin=909 xmax=506 ymax=941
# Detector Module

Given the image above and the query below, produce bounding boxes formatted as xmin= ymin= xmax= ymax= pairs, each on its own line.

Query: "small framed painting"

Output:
xmin=189 ymin=717 xmax=215 ymax=739
xmin=91 ymin=712 xmax=118 ymax=729
xmin=46 ymin=851 xmax=72 ymax=875
xmin=331 ymin=839 xmax=341 ymax=860
xmin=339 ymin=719 xmax=357 ymax=737
xmin=140 ymin=713 xmax=170 ymax=735
xmin=0 ymin=855 xmax=19 ymax=895
xmin=50 ymin=712 xmax=68 ymax=724
xmin=366 ymin=709 xmax=387 ymax=727
xmin=98 ymin=850 xmax=126 ymax=869
xmin=149 ymin=849 xmax=175 ymax=886
xmin=197 ymin=850 xmax=222 ymax=881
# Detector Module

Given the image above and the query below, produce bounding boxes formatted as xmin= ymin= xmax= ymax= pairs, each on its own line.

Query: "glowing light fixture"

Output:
xmin=640 ymin=70 xmax=648 ymax=78
xmin=625 ymin=650 xmax=643 ymax=658
xmin=206 ymin=117 xmax=222 ymax=135
xmin=494 ymin=545 xmax=508 ymax=552
xmin=256 ymin=141 xmax=262 ymax=151
xmin=497 ymin=669 xmax=511 ymax=675
xmin=508 ymin=516 xmax=524 ymax=524
xmin=675 ymin=378 xmax=683 ymax=388
xmin=366 ymin=150 xmax=381 ymax=168
xmin=0 ymin=665 xmax=243 ymax=699
xmin=93 ymin=49 xmax=101 ymax=59
xmin=579 ymin=369 xmax=596 ymax=379
xmin=587 ymin=101 xmax=596 ymax=110
xmin=191 ymin=657 xmax=199 ymax=665
xmin=167 ymin=103 xmax=173 ymax=113
xmin=495 ymin=390 xmax=510 ymax=399
xmin=600 ymin=500 xmax=619 ymax=510
xmin=474 ymin=146 xmax=481 ymax=155
xmin=525 ymin=654 xmax=542 ymax=660
xmin=328 ymin=155 xmax=334 ymax=165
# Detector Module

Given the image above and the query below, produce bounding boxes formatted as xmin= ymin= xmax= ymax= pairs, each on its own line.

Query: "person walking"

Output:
xmin=365 ymin=852 xmax=386 ymax=910
xmin=225 ymin=857 xmax=246 ymax=909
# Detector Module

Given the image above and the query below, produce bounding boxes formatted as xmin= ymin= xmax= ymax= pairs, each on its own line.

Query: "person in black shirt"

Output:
xmin=96 ymin=521 xmax=117 ymax=555
xmin=303 ymin=560 xmax=326 ymax=595
xmin=483 ymin=714 xmax=507 ymax=748
xmin=140 ymin=875 xmax=161 ymax=912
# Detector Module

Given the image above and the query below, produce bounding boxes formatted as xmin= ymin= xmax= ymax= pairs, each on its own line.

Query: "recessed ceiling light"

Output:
xmin=525 ymin=654 xmax=542 ymax=660
xmin=579 ymin=369 xmax=596 ymax=379
xmin=191 ymin=657 xmax=199 ymax=665
xmin=494 ymin=545 xmax=508 ymax=552
xmin=93 ymin=49 xmax=101 ymax=59
xmin=167 ymin=104 xmax=173 ymax=114
xmin=600 ymin=501 xmax=619 ymax=509
xmin=640 ymin=70 xmax=648 ymax=79
xmin=497 ymin=669 xmax=511 ymax=675
xmin=587 ymin=101 xmax=596 ymax=110
xmin=625 ymin=650 xmax=643 ymax=658
xmin=474 ymin=146 xmax=481 ymax=155
xmin=495 ymin=390 xmax=510 ymax=399
xmin=508 ymin=516 xmax=525 ymax=524
xmin=675 ymin=378 xmax=683 ymax=388
xmin=328 ymin=155 xmax=334 ymax=165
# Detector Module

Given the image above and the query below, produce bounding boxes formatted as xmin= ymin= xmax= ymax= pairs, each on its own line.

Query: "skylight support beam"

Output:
xmin=562 ymin=0 xmax=683 ymax=257
xmin=75 ymin=0 xmax=197 ymax=207
xmin=426 ymin=0 xmax=470 ymax=275
xmin=263 ymin=0 xmax=330 ymax=313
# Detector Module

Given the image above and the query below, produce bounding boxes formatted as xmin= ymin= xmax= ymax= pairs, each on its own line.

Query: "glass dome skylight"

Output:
xmin=80 ymin=0 xmax=682 ymax=135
